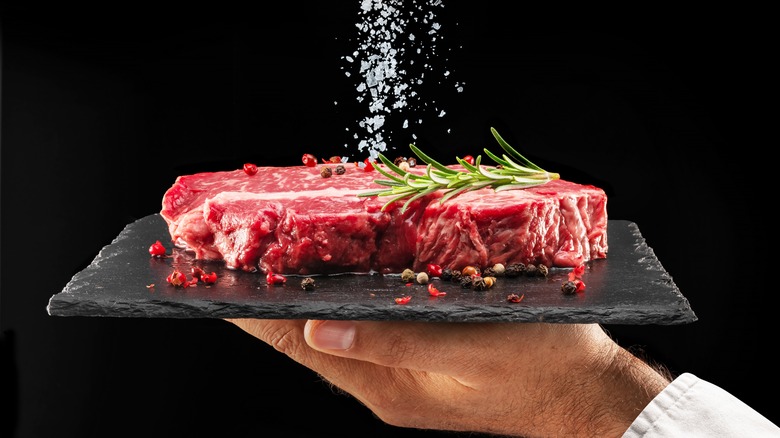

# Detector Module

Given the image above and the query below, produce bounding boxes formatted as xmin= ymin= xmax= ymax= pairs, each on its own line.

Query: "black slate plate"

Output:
xmin=47 ymin=215 xmax=697 ymax=324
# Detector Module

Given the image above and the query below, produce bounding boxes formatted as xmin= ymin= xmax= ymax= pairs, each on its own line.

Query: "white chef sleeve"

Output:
xmin=623 ymin=373 xmax=780 ymax=437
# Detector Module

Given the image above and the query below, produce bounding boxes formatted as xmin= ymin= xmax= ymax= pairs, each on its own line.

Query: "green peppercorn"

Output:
xmin=401 ymin=268 xmax=415 ymax=282
xmin=537 ymin=264 xmax=549 ymax=277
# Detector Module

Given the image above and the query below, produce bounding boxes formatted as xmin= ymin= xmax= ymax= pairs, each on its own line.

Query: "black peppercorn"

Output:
xmin=561 ymin=281 xmax=577 ymax=295
xmin=449 ymin=270 xmax=463 ymax=283
xmin=505 ymin=263 xmax=525 ymax=278
xmin=482 ymin=266 xmax=496 ymax=277
xmin=440 ymin=268 xmax=454 ymax=281
xmin=335 ymin=164 xmax=346 ymax=175
xmin=301 ymin=277 xmax=316 ymax=291
xmin=406 ymin=157 xmax=417 ymax=167
xmin=393 ymin=156 xmax=407 ymax=166
xmin=524 ymin=264 xmax=538 ymax=277
xmin=472 ymin=276 xmax=488 ymax=291
xmin=460 ymin=275 xmax=473 ymax=288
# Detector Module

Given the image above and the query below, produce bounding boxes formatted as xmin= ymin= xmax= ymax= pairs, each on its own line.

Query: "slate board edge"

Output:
xmin=47 ymin=215 xmax=698 ymax=325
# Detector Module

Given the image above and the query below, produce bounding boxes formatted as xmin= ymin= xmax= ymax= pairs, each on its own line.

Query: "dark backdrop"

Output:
xmin=1 ymin=3 xmax=775 ymax=437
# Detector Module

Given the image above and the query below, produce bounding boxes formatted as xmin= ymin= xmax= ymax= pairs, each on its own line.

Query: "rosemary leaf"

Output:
xmin=410 ymin=144 xmax=458 ymax=175
xmin=357 ymin=128 xmax=559 ymax=212
xmin=490 ymin=127 xmax=545 ymax=172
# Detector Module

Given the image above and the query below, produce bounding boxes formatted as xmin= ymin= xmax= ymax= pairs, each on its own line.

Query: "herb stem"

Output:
xmin=358 ymin=128 xmax=559 ymax=212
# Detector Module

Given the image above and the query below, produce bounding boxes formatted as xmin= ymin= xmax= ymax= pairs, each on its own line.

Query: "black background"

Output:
xmin=1 ymin=3 xmax=775 ymax=437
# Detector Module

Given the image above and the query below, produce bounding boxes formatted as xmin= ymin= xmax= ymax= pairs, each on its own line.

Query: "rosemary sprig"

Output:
xmin=358 ymin=127 xmax=560 ymax=212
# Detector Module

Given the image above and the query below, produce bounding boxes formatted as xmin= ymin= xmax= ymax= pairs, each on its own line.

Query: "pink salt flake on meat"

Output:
xmin=160 ymin=165 xmax=608 ymax=275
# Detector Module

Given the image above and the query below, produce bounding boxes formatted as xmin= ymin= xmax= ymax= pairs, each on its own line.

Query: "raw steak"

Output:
xmin=160 ymin=164 xmax=608 ymax=275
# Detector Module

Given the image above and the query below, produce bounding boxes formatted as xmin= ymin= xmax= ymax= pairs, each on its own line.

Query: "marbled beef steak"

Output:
xmin=160 ymin=165 xmax=608 ymax=275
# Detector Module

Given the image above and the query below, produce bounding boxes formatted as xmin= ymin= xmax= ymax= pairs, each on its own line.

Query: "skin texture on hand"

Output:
xmin=225 ymin=319 xmax=670 ymax=438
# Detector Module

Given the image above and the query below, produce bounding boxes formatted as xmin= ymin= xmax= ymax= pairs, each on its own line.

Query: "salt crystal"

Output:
xmin=342 ymin=0 xmax=462 ymax=157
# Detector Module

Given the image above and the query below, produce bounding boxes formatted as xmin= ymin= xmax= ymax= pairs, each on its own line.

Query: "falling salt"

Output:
xmin=340 ymin=0 xmax=463 ymax=158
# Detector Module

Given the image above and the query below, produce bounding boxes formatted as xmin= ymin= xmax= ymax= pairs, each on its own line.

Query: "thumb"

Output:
xmin=303 ymin=319 xmax=553 ymax=377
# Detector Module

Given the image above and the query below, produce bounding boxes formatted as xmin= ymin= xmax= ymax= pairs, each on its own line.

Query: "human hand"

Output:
xmin=225 ymin=319 xmax=670 ymax=437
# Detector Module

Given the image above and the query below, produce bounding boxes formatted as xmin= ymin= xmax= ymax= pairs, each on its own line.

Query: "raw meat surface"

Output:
xmin=160 ymin=164 xmax=608 ymax=275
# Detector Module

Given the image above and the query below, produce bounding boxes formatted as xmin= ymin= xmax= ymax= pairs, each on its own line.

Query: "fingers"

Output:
xmin=303 ymin=319 xmax=606 ymax=379
xmin=225 ymin=318 xmax=390 ymax=392
xmin=225 ymin=318 xmax=323 ymax=369
xmin=228 ymin=318 xmax=611 ymax=384
xmin=225 ymin=318 xmax=470 ymax=429
xmin=226 ymin=318 xmax=305 ymax=354
xmin=226 ymin=318 xmax=618 ymax=436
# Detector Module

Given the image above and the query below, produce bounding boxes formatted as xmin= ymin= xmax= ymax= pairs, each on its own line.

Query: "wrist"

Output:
xmin=578 ymin=341 xmax=671 ymax=436
xmin=524 ymin=326 xmax=671 ymax=438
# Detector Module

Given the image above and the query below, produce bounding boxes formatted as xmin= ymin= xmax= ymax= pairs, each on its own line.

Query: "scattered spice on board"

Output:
xmin=395 ymin=295 xmax=412 ymax=305
xmin=266 ymin=272 xmax=287 ymax=285
xmin=166 ymin=269 xmax=197 ymax=288
xmin=472 ymin=276 xmax=489 ymax=291
xmin=507 ymin=293 xmax=525 ymax=303
xmin=426 ymin=263 xmax=443 ymax=278
xmin=562 ymin=264 xmax=586 ymax=294
xmin=148 ymin=240 xmax=167 ymax=257
xmin=401 ymin=268 xmax=415 ymax=283
xmin=427 ymin=283 xmax=446 ymax=297
xmin=200 ymin=272 xmax=217 ymax=284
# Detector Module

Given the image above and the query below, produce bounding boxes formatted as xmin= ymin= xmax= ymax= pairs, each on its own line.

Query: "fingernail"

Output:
xmin=307 ymin=320 xmax=355 ymax=351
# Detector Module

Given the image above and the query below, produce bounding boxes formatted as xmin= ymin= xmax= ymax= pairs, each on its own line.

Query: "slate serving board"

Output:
xmin=47 ymin=215 xmax=697 ymax=324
